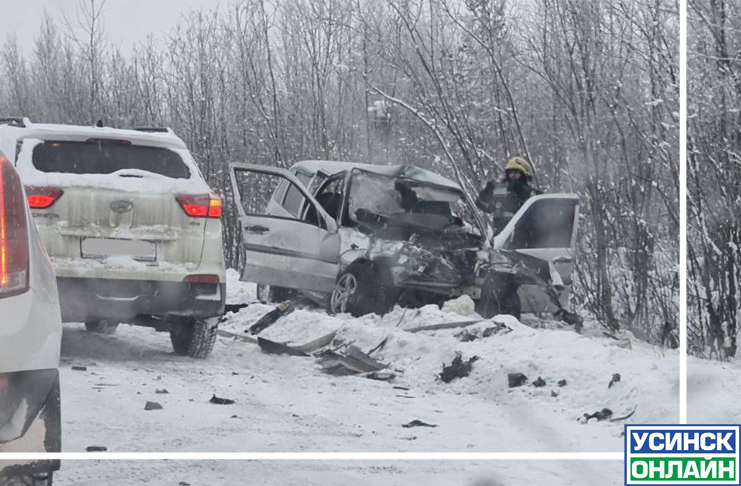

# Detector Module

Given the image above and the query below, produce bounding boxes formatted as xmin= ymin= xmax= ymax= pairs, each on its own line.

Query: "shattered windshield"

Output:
xmin=347 ymin=169 xmax=480 ymax=235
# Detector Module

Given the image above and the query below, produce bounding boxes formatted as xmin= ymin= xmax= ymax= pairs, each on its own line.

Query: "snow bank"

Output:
xmin=221 ymin=276 xmax=678 ymax=431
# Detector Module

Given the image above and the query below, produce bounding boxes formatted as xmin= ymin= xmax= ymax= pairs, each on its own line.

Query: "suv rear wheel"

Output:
xmin=169 ymin=316 xmax=218 ymax=358
xmin=84 ymin=320 xmax=119 ymax=334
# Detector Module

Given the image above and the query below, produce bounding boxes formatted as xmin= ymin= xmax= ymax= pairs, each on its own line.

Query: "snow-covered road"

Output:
xmin=57 ymin=271 xmax=678 ymax=457
xmin=54 ymin=459 xmax=624 ymax=485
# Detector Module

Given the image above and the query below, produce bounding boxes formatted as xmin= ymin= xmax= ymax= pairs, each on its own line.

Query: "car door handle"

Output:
xmin=244 ymin=224 xmax=270 ymax=234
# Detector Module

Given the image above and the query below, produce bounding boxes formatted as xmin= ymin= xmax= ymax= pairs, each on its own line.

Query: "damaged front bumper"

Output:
xmin=0 ymin=369 xmax=61 ymax=479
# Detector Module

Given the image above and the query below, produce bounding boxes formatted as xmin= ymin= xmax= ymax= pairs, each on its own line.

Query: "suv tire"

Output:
xmin=476 ymin=276 xmax=521 ymax=320
xmin=4 ymin=473 xmax=53 ymax=486
xmin=169 ymin=317 xmax=218 ymax=358
xmin=84 ymin=320 xmax=119 ymax=334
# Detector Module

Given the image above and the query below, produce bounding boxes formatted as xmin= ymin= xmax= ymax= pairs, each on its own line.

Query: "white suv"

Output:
xmin=0 ymin=150 xmax=62 ymax=485
xmin=0 ymin=118 xmax=226 ymax=358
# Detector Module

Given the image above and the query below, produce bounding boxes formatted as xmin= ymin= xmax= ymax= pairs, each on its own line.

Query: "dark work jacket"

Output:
xmin=476 ymin=181 xmax=540 ymax=234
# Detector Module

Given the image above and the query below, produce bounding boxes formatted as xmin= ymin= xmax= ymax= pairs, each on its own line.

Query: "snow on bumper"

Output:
xmin=50 ymin=256 xmax=201 ymax=281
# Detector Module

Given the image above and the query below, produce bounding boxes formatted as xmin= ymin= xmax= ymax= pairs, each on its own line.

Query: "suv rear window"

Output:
xmin=31 ymin=141 xmax=191 ymax=179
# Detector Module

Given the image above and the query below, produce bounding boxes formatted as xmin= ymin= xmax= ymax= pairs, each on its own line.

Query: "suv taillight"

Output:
xmin=25 ymin=186 xmax=63 ymax=209
xmin=0 ymin=154 xmax=30 ymax=298
xmin=183 ymin=275 xmax=220 ymax=284
xmin=176 ymin=194 xmax=222 ymax=218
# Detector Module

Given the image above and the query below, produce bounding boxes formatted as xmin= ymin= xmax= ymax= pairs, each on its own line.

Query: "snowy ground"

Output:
xmin=688 ymin=355 xmax=741 ymax=424
xmin=53 ymin=459 xmax=624 ymax=486
xmin=57 ymin=269 xmax=678 ymax=457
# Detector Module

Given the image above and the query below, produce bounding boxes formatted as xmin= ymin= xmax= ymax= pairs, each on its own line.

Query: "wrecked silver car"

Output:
xmin=229 ymin=161 xmax=580 ymax=322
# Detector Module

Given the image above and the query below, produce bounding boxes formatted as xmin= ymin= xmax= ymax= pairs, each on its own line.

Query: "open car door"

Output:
xmin=492 ymin=194 xmax=580 ymax=311
xmin=229 ymin=163 xmax=341 ymax=293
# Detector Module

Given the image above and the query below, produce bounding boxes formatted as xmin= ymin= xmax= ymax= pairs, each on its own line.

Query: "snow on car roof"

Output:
xmin=0 ymin=121 xmax=187 ymax=150
xmin=291 ymin=160 xmax=462 ymax=190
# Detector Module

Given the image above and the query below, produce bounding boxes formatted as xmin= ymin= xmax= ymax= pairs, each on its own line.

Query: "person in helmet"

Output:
xmin=476 ymin=156 xmax=541 ymax=233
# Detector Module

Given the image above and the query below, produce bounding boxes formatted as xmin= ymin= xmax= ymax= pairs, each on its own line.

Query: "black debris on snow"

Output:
xmin=210 ymin=394 xmax=235 ymax=405
xmin=439 ymin=353 xmax=479 ymax=383
xmin=508 ymin=372 xmax=528 ymax=388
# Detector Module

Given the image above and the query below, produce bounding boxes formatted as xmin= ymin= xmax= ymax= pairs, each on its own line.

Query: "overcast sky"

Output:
xmin=1 ymin=0 xmax=220 ymax=54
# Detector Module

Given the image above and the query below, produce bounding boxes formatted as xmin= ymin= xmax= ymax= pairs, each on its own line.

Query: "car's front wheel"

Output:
xmin=169 ymin=316 xmax=218 ymax=358
xmin=4 ymin=473 xmax=54 ymax=486
xmin=84 ymin=320 xmax=119 ymax=334
xmin=329 ymin=263 xmax=398 ymax=317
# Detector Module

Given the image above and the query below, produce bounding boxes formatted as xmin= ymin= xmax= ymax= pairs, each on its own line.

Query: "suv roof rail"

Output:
xmin=132 ymin=126 xmax=173 ymax=134
xmin=0 ymin=117 xmax=28 ymax=128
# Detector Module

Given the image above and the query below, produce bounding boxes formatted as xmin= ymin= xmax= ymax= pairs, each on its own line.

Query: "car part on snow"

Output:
xmin=144 ymin=401 xmax=163 ymax=411
xmin=317 ymin=346 xmax=388 ymax=376
xmin=482 ymin=323 xmax=512 ymax=336
xmin=209 ymin=395 xmax=235 ymax=405
xmin=407 ymin=319 xmax=482 ymax=333
xmin=454 ymin=322 xmax=513 ymax=341
xmin=532 ymin=377 xmax=546 ymax=388
xmin=365 ymin=371 xmax=396 ymax=381
xmin=457 ymin=330 xmax=478 ymax=342
xmin=84 ymin=320 xmax=119 ymax=334
xmin=580 ymin=406 xmax=639 ymax=424
xmin=257 ymin=337 xmax=309 ymax=357
xmin=216 ymin=328 xmax=257 ymax=344
xmin=248 ymin=301 xmax=294 ymax=335
xmin=168 ymin=316 xmax=219 ymax=358
xmin=608 ymin=373 xmax=621 ymax=388
xmin=367 ymin=336 xmax=389 ymax=355
xmin=294 ymin=332 xmax=337 ymax=354
xmin=224 ymin=303 xmax=249 ymax=313
xmin=609 ymin=405 xmax=638 ymax=422
xmin=402 ymin=420 xmax=438 ymax=428
xmin=71 ymin=366 xmax=87 ymax=371
xmin=558 ymin=379 xmax=568 ymax=387
xmin=508 ymin=373 xmax=528 ymax=388
xmin=438 ymin=353 xmax=479 ymax=383
xmin=85 ymin=446 xmax=107 ymax=452
xmin=579 ymin=408 xmax=613 ymax=423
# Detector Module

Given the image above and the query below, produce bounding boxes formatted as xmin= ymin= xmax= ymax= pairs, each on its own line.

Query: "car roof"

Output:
xmin=0 ymin=122 xmax=188 ymax=150
xmin=290 ymin=160 xmax=462 ymax=190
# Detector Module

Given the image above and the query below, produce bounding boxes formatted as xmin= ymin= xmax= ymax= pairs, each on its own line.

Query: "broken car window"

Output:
xmin=347 ymin=170 xmax=480 ymax=236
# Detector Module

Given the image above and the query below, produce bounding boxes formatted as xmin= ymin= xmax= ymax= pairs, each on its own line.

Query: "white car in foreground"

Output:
xmin=0 ymin=151 xmax=62 ymax=485
xmin=0 ymin=119 xmax=226 ymax=358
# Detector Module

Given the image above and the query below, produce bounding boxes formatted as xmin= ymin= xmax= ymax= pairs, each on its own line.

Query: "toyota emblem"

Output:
xmin=110 ymin=200 xmax=134 ymax=213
